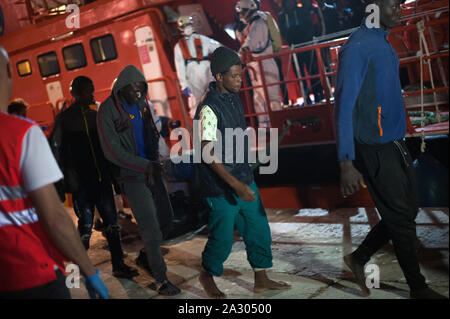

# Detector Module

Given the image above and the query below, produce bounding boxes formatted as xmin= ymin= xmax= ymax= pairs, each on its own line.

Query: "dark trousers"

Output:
xmin=0 ymin=269 xmax=71 ymax=299
xmin=72 ymin=180 xmax=123 ymax=267
xmin=352 ymin=139 xmax=427 ymax=290
xmin=122 ymin=177 xmax=174 ymax=282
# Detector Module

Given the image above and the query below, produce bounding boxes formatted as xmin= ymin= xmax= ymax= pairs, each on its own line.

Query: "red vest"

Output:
xmin=0 ymin=112 xmax=66 ymax=292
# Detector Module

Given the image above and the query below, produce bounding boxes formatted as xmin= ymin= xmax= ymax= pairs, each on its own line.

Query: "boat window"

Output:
xmin=37 ymin=52 xmax=60 ymax=77
xmin=62 ymin=43 xmax=87 ymax=70
xmin=17 ymin=60 xmax=32 ymax=77
xmin=90 ymin=34 xmax=117 ymax=63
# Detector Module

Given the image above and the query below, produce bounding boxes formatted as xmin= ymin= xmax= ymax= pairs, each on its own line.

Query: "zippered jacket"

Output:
xmin=97 ymin=65 xmax=160 ymax=184
xmin=334 ymin=23 xmax=407 ymax=162
xmin=50 ymin=103 xmax=113 ymax=193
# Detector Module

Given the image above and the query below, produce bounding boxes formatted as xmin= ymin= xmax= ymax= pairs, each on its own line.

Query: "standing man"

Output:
xmin=97 ymin=65 xmax=180 ymax=296
xmin=0 ymin=46 xmax=108 ymax=299
xmin=174 ymin=15 xmax=222 ymax=119
xmin=194 ymin=46 xmax=291 ymax=299
xmin=50 ymin=76 xmax=138 ymax=279
xmin=335 ymin=0 xmax=446 ymax=299
xmin=235 ymin=0 xmax=282 ymax=127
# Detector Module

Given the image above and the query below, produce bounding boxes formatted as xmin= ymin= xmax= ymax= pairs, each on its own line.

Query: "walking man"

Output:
xmin=50 ymin=76 xmax=138 ymax=279
xmin=335 ymin=0 xmax=446 ymax=299
xmin=194 ymin=46 xmax=291 ymax=298
xmin=97 ymin=65 xmax=180 ymax=296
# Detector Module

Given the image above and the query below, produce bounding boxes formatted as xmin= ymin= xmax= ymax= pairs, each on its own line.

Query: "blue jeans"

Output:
xmin=72 ymin=180 xmax=123 ymax=266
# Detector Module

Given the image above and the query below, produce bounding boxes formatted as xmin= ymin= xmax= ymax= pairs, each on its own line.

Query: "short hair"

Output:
xmin=210 ymin=46 xmax=242 ymax=77
xmin=8 ymin=98 xmax=29 ymax=116
xmin=70 ymin=76 xmax=94 ymax=94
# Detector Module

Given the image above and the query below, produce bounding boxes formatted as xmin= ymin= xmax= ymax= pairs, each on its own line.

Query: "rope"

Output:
xmin=417 ymin=20 xmax=442 ymax=153
xmin=418 ymin=20 xmax=426 ymax=153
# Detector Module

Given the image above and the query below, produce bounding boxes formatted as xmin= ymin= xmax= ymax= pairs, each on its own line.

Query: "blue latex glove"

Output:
xmin=85 ymin=268 xmax=109 ymax=299
xmin=183 ymin=87 xmax=191 ymax=97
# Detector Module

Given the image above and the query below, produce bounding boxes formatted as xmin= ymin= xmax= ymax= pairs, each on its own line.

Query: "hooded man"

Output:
xmin=174 ymin=15 xmax=222 ymax=119
xmin=50 ymin=76 xmax=138 ymax=279
xmin=97 ymin=65 xmax=180 ymax=296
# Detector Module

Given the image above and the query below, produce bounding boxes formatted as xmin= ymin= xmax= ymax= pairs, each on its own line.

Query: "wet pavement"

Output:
xmin=67 ymin=207 xmax=449 ymax=299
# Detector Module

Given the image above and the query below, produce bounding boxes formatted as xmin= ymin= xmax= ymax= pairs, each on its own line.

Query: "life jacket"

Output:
xmin=178 ymin=36 xmax=209 ymax=66
xmin=0 ymin=112 xmax=66 ymax=292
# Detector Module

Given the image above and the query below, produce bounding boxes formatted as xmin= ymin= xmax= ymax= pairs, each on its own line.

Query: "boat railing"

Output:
xmin=240 ymin=13 xmax=449 ymax=139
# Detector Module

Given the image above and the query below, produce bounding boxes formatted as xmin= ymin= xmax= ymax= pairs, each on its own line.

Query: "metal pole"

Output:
xmin=291 ymin=45 xmax=307 ymax=105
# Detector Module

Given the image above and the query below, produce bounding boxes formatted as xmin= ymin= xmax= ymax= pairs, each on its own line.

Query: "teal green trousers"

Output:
xmin=201 ymin=181 xmax=273 ymax=276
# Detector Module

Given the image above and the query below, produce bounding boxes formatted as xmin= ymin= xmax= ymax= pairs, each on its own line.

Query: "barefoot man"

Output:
xmin=193 ymin=46 xmax=291 ymax=298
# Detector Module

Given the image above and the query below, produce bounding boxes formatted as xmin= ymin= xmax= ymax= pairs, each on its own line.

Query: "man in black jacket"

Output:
xmin=50 ymin=76 xmax=138 ymax=279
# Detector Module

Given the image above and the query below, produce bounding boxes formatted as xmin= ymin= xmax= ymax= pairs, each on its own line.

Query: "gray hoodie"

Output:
xmin=97 ymin=65 xmax=159 ymax=183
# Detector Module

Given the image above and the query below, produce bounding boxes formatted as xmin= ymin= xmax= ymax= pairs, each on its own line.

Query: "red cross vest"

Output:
xmin=0 ymin=112 xmax=66 ymax=292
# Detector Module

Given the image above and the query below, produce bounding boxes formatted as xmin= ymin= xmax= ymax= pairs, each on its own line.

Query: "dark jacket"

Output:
xmin=334 ymin=23 xmax=406 ymax=161
xmin=278 ymin=6 xmax=315 ymax=45
xmin=50 ymin=103 xmax=113 ymax=193
xmin=97 ymin=65 xmax=160 ymax=184
xmin=194 ymin=82 xmax=253 ymax=198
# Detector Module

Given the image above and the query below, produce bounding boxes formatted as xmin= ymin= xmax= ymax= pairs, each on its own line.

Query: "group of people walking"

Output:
xmin=0 ymin=0 xmax=447 ymax=300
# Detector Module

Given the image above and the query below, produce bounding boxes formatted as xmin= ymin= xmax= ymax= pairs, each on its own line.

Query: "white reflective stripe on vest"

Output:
xmin=0 ymin=208 xmax=39 ymax=227
xmin=0 ymin=185 xmax=27 ymax=201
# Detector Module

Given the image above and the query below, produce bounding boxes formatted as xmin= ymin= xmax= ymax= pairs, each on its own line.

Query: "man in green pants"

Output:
xmin=194 ymin=46 xmax=291 ymax=298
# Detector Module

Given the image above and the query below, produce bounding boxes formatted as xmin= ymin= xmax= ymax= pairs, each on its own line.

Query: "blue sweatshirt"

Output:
xmin=334 ymin=22 xmax=406 ymax=161
xmin=124 ymin=103 xmax=148 ymax=159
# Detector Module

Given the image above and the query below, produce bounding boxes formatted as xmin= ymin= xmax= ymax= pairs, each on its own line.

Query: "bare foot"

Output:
xmin=253 ymin=270 xmax=292 ymax=293
xmin=199 ymin=271 xmax=226 ymax=299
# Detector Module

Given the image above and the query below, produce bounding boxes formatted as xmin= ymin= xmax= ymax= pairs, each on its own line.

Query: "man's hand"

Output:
xmin=233 ymin=181 xmax=256 ymax=202
xmin=340 ymin=161 xmax=367 ymax=198
xmin=85 ymin=268 xmax=109 ymax=299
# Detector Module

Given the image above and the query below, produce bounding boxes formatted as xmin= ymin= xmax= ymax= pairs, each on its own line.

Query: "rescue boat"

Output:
xmin=1 ymin=0 xmax=448 ymax=212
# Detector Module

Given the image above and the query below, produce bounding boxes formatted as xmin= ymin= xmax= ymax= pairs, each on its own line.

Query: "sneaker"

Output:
xmin=410 ymin=287 xmax=448 ymax=299
xmin=113 ymin=262 xmax=139 ymax=279
xmin=148 ymin=280 xmax=181 ymax=296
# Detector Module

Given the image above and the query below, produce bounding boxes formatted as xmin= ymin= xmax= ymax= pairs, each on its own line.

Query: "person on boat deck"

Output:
xmin=335 ymin=0 xmax=446 ymax=299
xmin=50 ymin=76 xmax=138 ymax=280
xmin=194 ymin=46 xmax=292 ymax=299
xmin=97 ymin=65 xmax=180 ymax=296
xmin=235 ymin=0 xmax=282 ymax=127
xmin=174 ymin=15 xmax=222 ymax=119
